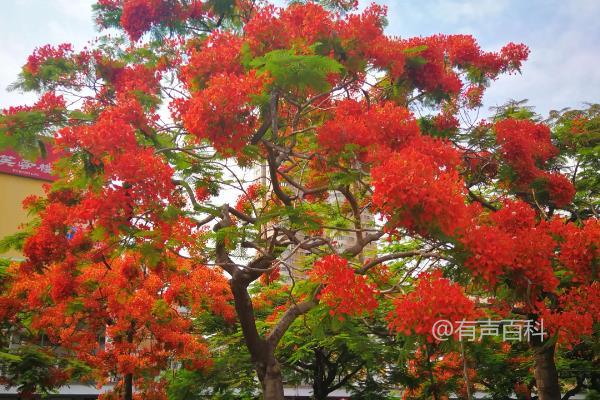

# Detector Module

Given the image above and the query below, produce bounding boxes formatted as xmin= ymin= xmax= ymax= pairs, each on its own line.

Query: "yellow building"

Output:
xmin=0 ymin=152 xmax=48 ymax=260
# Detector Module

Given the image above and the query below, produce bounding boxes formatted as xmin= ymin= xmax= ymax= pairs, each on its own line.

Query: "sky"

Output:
xmin=1 ymin=0 xmax=599 ymax=117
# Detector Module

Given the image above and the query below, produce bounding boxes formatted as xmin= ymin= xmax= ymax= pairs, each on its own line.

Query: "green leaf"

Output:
xmin=66 ymin=300 xmax=85 ymax=315
xmin=250 ymin=49 xmax=343 ymax=93
xmin=0 ymin=231 xmax=30 ymax=253
xmin=0 ymin=351 xmax=22 ymax=363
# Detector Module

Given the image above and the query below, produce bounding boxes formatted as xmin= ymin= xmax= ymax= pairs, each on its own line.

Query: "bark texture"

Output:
xmin=533 ymin=340 xmax=561 ymax=400
xmin=124 ymin=373 xmax=133 ymax=400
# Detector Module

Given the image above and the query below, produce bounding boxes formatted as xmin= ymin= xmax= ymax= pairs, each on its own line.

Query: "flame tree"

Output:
xmin=0 ymin=1 xmax=597 ymax=399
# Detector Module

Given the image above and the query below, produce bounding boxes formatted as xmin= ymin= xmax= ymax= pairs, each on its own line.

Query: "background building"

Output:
xmin=0 ymin=148 xmax=50 ymax=260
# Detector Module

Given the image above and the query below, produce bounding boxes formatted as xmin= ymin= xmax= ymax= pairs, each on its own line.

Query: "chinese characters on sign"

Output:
xmin=432 ymin=319 xmax=546 ymax=342
xmin=0 ymin=147 xmax=60 ymax=181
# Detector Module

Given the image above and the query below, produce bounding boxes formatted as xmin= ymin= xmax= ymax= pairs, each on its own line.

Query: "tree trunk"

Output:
xmin=124 ymin=328 xmax=135 ymax=400
xmin=257 ymin=357 xmax=285 ymax=400
xmin=425 ymin=344 xmax=440 ymax=400
xmin=532 ymin=341 xmax=561 ymax=400
xmin=312 ymin=349 xmax=327 ymax=400
xmin=230 ymin=276 xmax=285 ymax=400
xmin=124 ymin=373 xmax=133 ymax=400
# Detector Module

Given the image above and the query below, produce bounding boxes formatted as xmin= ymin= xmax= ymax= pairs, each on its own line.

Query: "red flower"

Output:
xmin=388 ymin=270 xmax=478 ymax=341
xmin=25 ymin=43 xmax=73 ymax=74
xmin=543 ymin=172 xmax=576 ymax=207
xmin=120 ymin=0 xmax=173 ymax=41
xmin=310 ymin=255 xmax=378 ymax=318
xmin=372 ymin=142 xmax=470 ymax=237
xmin=182 ymin=32 xmax=244 ymax=89
xmin=182 ymin=71 xmax=267 ymax=154
xmin=494 ymin=118 xmax=558 ymax=186
xmin=462 ymin=200 xmax=559 ymax=292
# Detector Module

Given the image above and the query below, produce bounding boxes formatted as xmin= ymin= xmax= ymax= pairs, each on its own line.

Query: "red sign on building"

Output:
xmin=0 ymin=146 xmax=62 ymax=181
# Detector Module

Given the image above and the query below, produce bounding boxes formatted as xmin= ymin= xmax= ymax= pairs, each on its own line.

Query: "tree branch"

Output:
xmin=266 ymin=146 xmax=292 ymax=206
xmin=267 ymin=298 xmax=317 ymax=348
xmin=249 ymin=115 xmax=272 ymax=145
xmin=561 ymin=377 xmax=584 ymax=400
xmin=357 ymin=251 xmax=443 ymax=274
xmin=344 ymin=231 xmax=384 ymax=257
xmin=329 ymin=361 xmax=366 ymax=392
xmin=468 ymin=189 xmax=498 ymax=211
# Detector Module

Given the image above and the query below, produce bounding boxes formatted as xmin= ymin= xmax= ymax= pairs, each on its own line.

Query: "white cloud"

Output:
xmin=0 ymin=0 xmax=97 ymax=109
xmin=426 ymin=0 xmax=508 ymax=23
xmin=485 ymin=27 xmax=600 ymax=115
xmin=1 ymin=0 xmax=598 ymax=116
xmin=380 ymin=0 xmax=599 ymax=116
xmin=54 ymin=0 xmax=96 ymax=21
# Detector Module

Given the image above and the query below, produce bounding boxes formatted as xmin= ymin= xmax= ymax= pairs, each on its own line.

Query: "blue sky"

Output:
xmin=1 ymin=0 xmax=599 ymax=117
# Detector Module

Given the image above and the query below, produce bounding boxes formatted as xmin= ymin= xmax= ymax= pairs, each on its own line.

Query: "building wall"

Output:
xmin=0 ymin=173 xmax=44 ymax=259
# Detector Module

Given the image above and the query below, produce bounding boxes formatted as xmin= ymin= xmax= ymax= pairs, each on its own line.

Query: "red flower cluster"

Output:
xmin=104 ymin=148 xmax=175 ymax=201
xmin=404 ymin=349 xmax=476 ymax=399
xmin=403 ymin=35 xmax=529 ymax=96
xmin=25 ymin=43 xmax=73 ymax=74
xmin=181 ymin=32 xmax=244 ymax=90
xmin=21 ymin=201 xmax=72 ymax=272
xmin=494 ymin=118 xmax=556 ymax=177
xmin=372 ymin=141 xmax=470 ymax=237
xmin=120 ymin=0 xmax=208 ymax=41
xmin=244 ymin=3 xmax=335 ymax=55
xmin=120 ymin=0 xmax=168 ymax=41
xmin=336 ymin=5 xmax=400 ymax=76
xmin=494 ymin=118 xmax=575 ymax=206
xmin=241 ymin=2 xmax=528 ymax=101
xmin=317 ymin=100 xmax=420 ymax=155
xmin=1 ymin=92 xmax=66 ymax=134
xmin=543 ymin=173 xmax=576 ymax=207
xmin=388 ymin=270 xmax=478 ymax=342
xmin=2 ymin=92 xmax=62 ymax=116
xmin=181 ymin=72 xmax=267 ymax=154
xmin=539 ymin=282 xmax=600 ymax=347
xmin=4 ymin=244 xmax=234 ymax=392
xmin=464 ymin=84 xmax=484 ymax=108
xmin=97 ymin=0 xmax=119 ymax=8
xmin=113 ymin=64 xmax=162 ymax=97
xmin=310 ymin=255 xmax=378 ymax=318
xmin=550 ymin=218 xmax=600 ymax=282
xmin=461 ymin=201 xmax=559 ymax=292
xmin=58 ymin=97 xmax=144 ymax=158
xmin=194 ymin=186 xmax=211 ymax=203
xmin=235 ymin=182 xmax=263 ymax=214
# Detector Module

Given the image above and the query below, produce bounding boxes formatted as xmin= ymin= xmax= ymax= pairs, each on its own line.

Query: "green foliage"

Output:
xmin=548 ymin=103 xmax=600 ymax=216
xmin=0 ymin=231 xmax=30 ymax=254
xmin=0 ymin=259 xmax=11 ymax=278
xmin=92 ymin=2 xmax=122 ymax=30
xmin=250 ymin=49 xmax=343 ymax=93
xmin=0 ymin=114 xmax=58 ymax=160
xmin=490 ymin=99 xmax=537 ymax=122
xmin=586 ymin=390 xmax=600 ymax=400
xmin=468 ymin=340 xmax=533 ymax=398
xmin=555 ymin=337 xmax=600 ymax=398
xmin=0 ymin=345 xmax=91 ymax=396
xmin=278 ymin=305 xmax=406 ymax=398
xmin=206 ymin=0 xmax=237 ymax=16
xmin=287 ymin=0 xmax=360 ymax=12
xmin=167 ymin=313 xmax=258 ymax=399
xmin=11 ymin=59 xmax=76 ymax=93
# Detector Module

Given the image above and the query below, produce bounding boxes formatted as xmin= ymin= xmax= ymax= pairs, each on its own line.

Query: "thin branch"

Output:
xmin=357 ymin=251 xmax=442 ymax=274
xmin=267 ymin=298 xmax=317 ymax=348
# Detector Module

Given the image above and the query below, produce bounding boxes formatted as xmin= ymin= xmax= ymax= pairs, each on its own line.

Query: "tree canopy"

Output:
xmin=0 ymin=1 xmax=598 ymax=400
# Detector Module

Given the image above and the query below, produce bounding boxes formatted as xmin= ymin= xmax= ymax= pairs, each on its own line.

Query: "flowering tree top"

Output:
xmin=0 ymin=1 xmax=597 ymax=399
